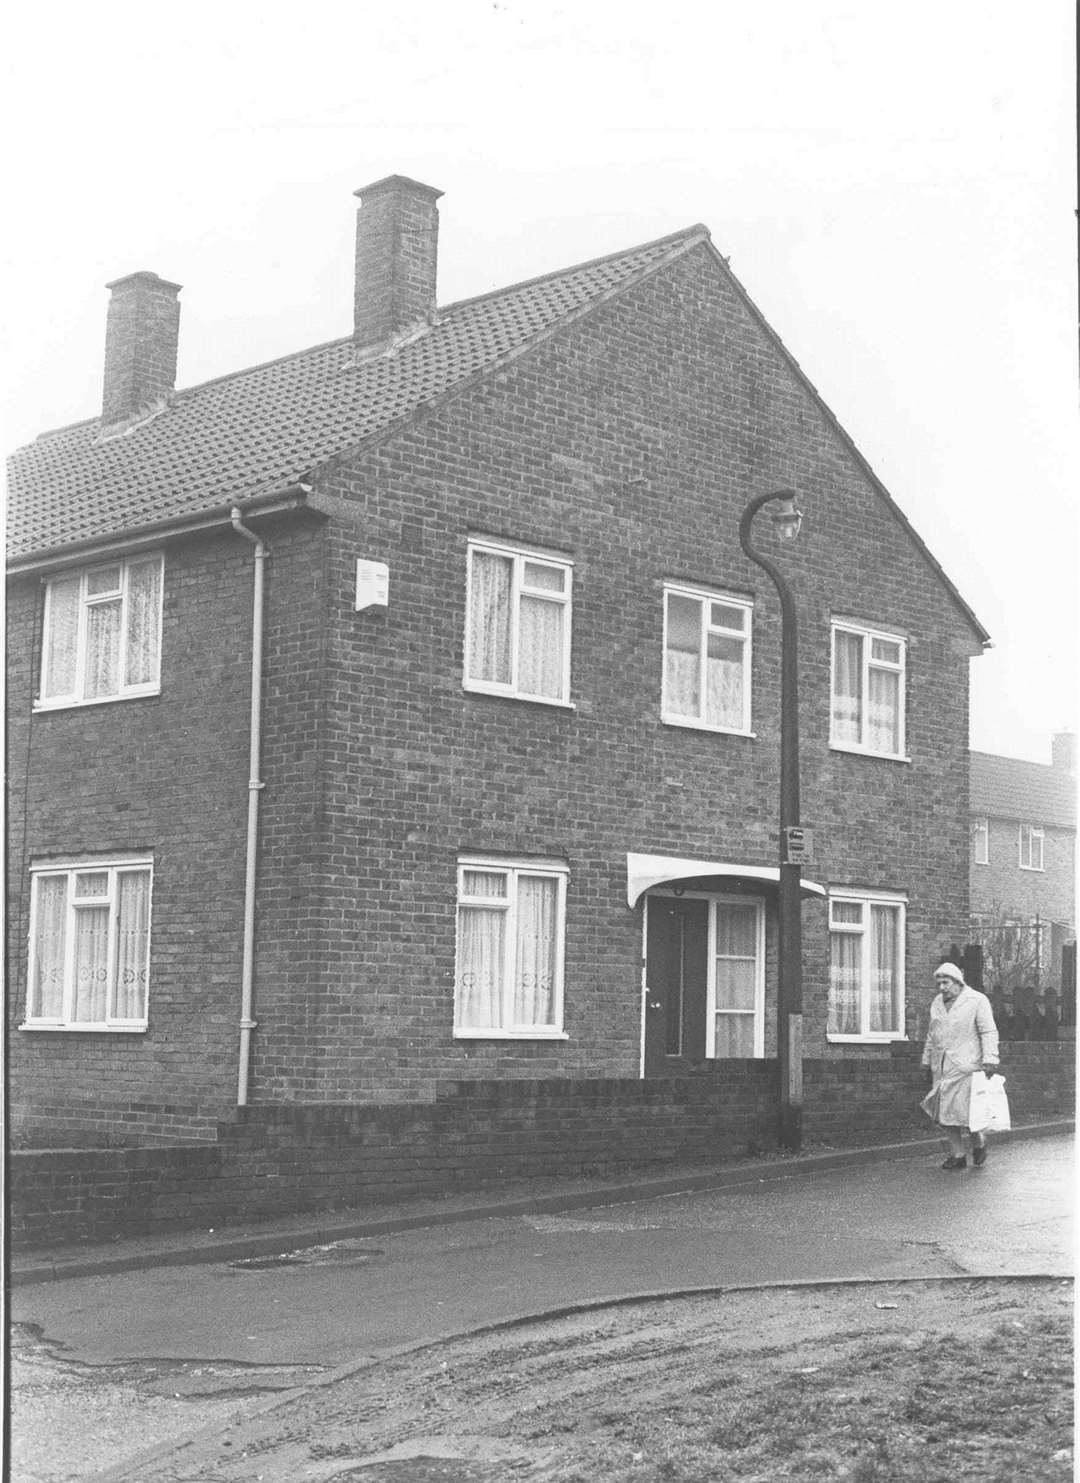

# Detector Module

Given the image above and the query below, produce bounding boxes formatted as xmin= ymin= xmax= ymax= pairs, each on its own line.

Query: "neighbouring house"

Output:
xmin=969 ymin=733 xmax=1077 ymax=1033
xmin=7 ymin=174 xmax=994 ymax=1155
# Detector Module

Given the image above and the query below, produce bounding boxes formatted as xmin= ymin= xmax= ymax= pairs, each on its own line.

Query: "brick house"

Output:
xmin=969 ymin=733 xmax=1077 ymax=1028
xmin=7 ymin=174 xmax=992 ymax=1151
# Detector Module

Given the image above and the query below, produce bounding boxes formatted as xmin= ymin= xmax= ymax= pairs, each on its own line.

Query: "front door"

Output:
xmin=644 ymin=897 xmax=709 ymax=1074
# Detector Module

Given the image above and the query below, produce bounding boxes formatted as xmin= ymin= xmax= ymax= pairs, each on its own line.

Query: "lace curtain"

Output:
xmin=114 ymin=871 xmax=151 ymax=1019
xmin=518 ymin=596 xmax=563 ymax=699
xmin=832 ymin=630 xmax=862 ymax=744
xmin=457 ymin=872 xmax=557 ymax=1030
xmin=867 ymin=667 xmax=900 ymax=754
xmin=868 ymin=904 xmax=899 ymax=1032
xmin=124 ymin=560 xmax=162 ymax=687
xmin=513 ymin=875 xmax=557 ymax=1025
xmin=467 ymin=551 xmax=512 ymax=685
xmin=31 ymin=876 xmax=68 ymax=1018
xmin=42 ymin=576 xmax=80 ymax=700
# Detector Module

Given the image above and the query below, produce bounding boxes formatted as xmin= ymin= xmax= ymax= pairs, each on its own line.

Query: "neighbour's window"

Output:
xmin=827 ymin=892 xmax=906 ymax=1039
xmin=1019 ymin=824 xmax=1045 ymax=872
xmin=454 ymin=858 xmax=568 ymax=1037
xmin=662 ymin=585 xmax=752 ymax=733
xmin=973 ymin=818 xmax=989 ymax=865
xmin=23 ymin=858 xmax=153 ymax=1030
xmin=464 ymin=540 xmax=572 ymax=704
xmin=38 ymin=555 xmax=164 ymax=708
xmin=830 ymin=622 xmax=906 ymax=758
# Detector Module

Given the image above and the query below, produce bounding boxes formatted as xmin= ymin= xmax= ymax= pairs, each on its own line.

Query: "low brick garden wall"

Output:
xmin=11 ymin=1045 xmax=1074 ymax=1249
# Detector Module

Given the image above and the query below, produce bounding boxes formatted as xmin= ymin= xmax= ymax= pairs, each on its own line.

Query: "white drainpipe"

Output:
xmin=230 ymin=508 xmax=267 ymax=1107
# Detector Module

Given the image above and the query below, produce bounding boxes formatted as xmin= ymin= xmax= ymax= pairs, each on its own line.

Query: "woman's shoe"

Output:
xmin=972 ymin=1144 xmax=987 ymax=1167
xmin=941 ymin=1155 xmax=967 ymax=1169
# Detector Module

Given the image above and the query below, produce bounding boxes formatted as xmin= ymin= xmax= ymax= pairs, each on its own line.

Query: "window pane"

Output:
xmin=72 ymin=905 xmax=110 ymax=1022
xmin=514 ymin=875 xmax=558 ymax=1027
xmin=85 ymin=600 xmax=122 ymax=699
xmin=705 ymin=632 xmax=744 ymax=728
xmin=831 ymin=901 xmax=863 ymax=926
xmin=518 ymin=595 xmax=565 ymax=699
xmin=665 ymin=594 xmax=701 ymax=717
xmin=869 ymin=905 xmax=901 ymax=1033
xmin=457 ymin=906 xmax=505 ymax=1029
xmin=714 ymin=1013 xmax=755 ymax=1057
xmin=867 ymin=667 xmax=900 ymax=753
xmin=467 ymin=551 xmax=512 ymax=684
xmin=710 ymin=602 xmax=746 ymax=631
xmin=113 ymin=872 xmax=150 ymax=1019
xmin=832 ymin=631 xmax=862 ymax=743
xmin=716 ymin=959 xmax=756 ymax=1013
xmin=125 ymin=560 xmax=162 ymax=686
xmin=42 ymin=576 xmax=80 ymax=700
xmin=716 ymin=903 xmax=757 ymax=957
xmin=31 ymin=876 xmax=68 ymax=1018
xmin=828 ymin=932 xmax=861 ymax=1033
xmin=86 ymin=565 xmax=121 ymax=597
xmin=462 ymin=870 xmax=508 ymax=898
xmin=76 ymin=872 xmax=110 ymax=898
xmin=870 ymin=637 xmax=901 ymax=664
xmin=522 ymin=560 xmax=565 ymax=593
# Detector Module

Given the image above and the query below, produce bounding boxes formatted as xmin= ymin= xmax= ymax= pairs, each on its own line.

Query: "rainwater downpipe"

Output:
xmin=230 ymin=508 xmax=267 ymax=1107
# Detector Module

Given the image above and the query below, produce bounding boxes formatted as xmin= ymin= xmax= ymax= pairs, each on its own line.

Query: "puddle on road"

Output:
xmin=229 ymin=1240 xmax=384 ymax=1270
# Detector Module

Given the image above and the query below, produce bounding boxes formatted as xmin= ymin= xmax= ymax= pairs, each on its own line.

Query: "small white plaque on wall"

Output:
xmin=355 ymin=560 xmax=390 ymax=611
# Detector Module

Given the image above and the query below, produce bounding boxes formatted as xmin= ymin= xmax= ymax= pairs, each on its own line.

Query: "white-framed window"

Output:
xmin=973 ymin=817 xmax=989 ymax=865
xmin=464 ymin=539 xmax=572 ymax=704
xmin=1019 ymin=824 xmax=1045 ymax=872
xmin=827 ymin=890 xmax=907 ymax=1040
xmin=454 ymin=857 xmax=568 ymax=1038
xmin=662 ymin=584 xmax=752 ymax=734
xmin=37 ymin=554 xmax=164 ymax=708
xmin=830 ymin=621 xmax=906 ymax=759
xmin=23 ymin=857 xmax=153 ymax=1031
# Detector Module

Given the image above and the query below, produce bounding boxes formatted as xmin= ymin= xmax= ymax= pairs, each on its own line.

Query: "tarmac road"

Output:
xmin=13 ymin=1132 xmax=1073 ymax=1371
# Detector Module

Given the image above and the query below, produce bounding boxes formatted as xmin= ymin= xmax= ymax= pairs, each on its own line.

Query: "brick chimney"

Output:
xmin=102 ymin=271 xmax=182 ymax=425
xmin=1052 ymin=730 xmax=1076 ymax=776
xmin=353 ymin=175 xmax=442 ymax=347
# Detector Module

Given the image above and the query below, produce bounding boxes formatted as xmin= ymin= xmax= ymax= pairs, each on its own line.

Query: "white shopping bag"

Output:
xmin=968 ymin=1071 xmax=1011 ymax=1133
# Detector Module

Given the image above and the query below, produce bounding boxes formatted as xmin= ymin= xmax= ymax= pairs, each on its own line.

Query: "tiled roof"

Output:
xmin=970 ymin=751 xmax=1077 ymax=830
xmin=7 ymin=229 xmax=702 ymax=564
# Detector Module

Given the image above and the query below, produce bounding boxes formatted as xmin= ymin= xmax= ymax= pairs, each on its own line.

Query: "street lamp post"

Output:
xmin=739 ymin=488 xmax=804 ymax=1152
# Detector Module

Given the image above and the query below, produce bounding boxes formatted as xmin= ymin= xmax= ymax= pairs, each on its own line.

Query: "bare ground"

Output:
xmin=14 ymin=1275 xmax=1068 ymax=1483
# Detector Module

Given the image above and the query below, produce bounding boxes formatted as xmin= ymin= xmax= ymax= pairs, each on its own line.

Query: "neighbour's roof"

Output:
xmin=970 ymin=751 xmax=1077 ymax=830
xmin=6 ymin=228 xmax=702 ymax=564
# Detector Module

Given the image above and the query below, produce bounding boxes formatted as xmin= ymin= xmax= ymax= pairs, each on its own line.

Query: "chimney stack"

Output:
xmin=1052 ymin=730 xmax=1076 ymax=776
xmin=353 ymin=175 xmax=442 ymax=347
xmin=101 ymin=271 xmax=182 ymax=425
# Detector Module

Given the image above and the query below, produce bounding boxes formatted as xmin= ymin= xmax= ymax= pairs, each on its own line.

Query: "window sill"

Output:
xmin=829 ymin=743 xmax=911 ymax=764
xmin=662 ymin=716 xmax=755 ymax=738
xmin=19 ymin=1023 xmax=148 ymax=1034
xmin=827 ymin=1033 xmax=908 ymax=1045
xmin=454 ymin=1030 xmax=569 ymax=1041
xmin=34 ymin=689 xmax=161 ymax=713
xmin=1018 ymin=865 xmax=1046 ymax=873
xmin=463 ymin=686 xmax=575 ymax=711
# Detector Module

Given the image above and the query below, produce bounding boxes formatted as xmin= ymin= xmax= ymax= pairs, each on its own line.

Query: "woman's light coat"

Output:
xmin=920 ymin=984 xmax=1000 ymax=1128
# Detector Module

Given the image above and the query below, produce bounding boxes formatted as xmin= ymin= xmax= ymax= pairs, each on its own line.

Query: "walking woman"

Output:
xmin=920 ymin=962 xmax=1001 ymax=1168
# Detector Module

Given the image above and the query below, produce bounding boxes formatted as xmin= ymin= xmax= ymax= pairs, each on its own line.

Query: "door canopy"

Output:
xmin=626 ymin=852 xmax=827 ymax=909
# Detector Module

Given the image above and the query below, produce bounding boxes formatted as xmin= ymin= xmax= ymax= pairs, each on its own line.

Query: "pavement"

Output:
xmin=11 ymin=1118 xmax=1073 ymax=1293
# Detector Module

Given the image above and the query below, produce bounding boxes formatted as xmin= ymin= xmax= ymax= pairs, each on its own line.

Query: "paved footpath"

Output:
xmin=12 ymin=1125 xmax=1073 ymax=1371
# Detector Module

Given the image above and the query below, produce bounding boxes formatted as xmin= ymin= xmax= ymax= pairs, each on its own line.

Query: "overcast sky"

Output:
xmin=2 ymin=1 xmax=1076 ymax=764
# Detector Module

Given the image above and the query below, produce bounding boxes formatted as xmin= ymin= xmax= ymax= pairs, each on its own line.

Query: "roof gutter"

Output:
xmin=6 ymin=484 xmax=312 ymax=577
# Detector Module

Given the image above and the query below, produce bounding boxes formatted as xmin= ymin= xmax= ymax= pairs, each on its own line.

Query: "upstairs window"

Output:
xmin=39 ymin=555 xmax=163 ymax=708
xmin=827 ymin=891 xmax=906 ymax=1040
xmin=831 ymin=622 xmax=906 ymax=758
xmin=454 ymin=858 xmax=567 ymax=1037
xmin=1019 ymin=824 xmax=1045 ymax=872
xmin=464 ymin=540 xmax=572 ymax=704
xmin=24 ymin=858 xmax=153 ymax=1030
xmin=973 ymin=818 xmax=989 ymax=865
xmin=663 ymin=586 xmax=752 ymax=734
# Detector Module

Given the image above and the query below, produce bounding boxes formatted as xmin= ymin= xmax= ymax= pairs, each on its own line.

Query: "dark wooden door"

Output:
xmin=644 ymin=897 xmax=709 ymax=1074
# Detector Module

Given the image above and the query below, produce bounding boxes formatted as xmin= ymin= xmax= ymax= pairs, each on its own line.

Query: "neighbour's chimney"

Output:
xmin=353 ymin=175 xmax=442 ymax=347
xmin=1052 ymin=730 xmax=1076 ymax=776
xmin=102 ymin=271 xmax=182 ymax=425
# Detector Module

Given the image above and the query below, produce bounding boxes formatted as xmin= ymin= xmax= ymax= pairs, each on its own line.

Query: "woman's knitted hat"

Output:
xmin=933 ymin=962 xmax=965 ymax=983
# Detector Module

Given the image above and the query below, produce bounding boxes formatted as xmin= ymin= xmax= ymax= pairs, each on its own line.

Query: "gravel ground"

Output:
xmin=14 ymin=1276 xmax=1071 ymax=1483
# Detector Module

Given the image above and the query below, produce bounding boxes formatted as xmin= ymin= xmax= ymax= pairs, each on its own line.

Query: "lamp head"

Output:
xmin=770 ymin=491 xmax=803 ymax=542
